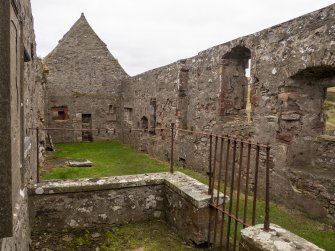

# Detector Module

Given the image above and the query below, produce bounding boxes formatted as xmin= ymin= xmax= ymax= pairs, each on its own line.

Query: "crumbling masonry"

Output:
xmin=45 ymin=5 xmax=335 ymax=224
xmin=0 ymin=0 xmax=334 ymax=250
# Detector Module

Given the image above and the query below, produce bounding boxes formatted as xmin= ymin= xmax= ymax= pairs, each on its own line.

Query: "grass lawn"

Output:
xmin=42 ymin=140 xmax=335 ymax=251
xmin=42 ymin=141 xmax=170 ymax=179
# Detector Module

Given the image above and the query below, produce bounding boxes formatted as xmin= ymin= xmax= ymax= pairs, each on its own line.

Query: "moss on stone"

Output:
xmin=33 ymin=221 xmax=200 ymax=251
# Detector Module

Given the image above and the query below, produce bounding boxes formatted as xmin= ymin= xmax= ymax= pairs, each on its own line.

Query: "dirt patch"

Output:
xmin=40 ymin=151 xmax=69 ymax=176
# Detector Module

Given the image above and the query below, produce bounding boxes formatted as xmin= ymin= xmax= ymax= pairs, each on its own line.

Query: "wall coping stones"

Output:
xmin=316 ymin=135 xmax=335 ymax=142
xmin=28 ymin=172 xmax=224 ymax=208
xmin=240 ymin=224 xmax=325 ymax=251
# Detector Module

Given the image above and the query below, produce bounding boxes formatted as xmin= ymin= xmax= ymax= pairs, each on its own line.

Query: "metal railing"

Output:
xmin=172 ymin=126 xmax=271 ymax=249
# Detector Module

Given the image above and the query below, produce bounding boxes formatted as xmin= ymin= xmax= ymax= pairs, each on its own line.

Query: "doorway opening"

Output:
xmin=82 ymin=114 xmax=93 ymax=141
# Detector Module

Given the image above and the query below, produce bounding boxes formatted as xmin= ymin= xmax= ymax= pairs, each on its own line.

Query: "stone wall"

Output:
xmin=44 ymin=14 xmax=128 ymax=143
xmin=119 ymin=4 xmax=335 ymax=223
xmin=288 ymin=135 xmax=335 ymax=219
xmin=0 ymin=0 xmax=13 ymax=240
xmin=0 ymin=0 xmax=44 ymax=250
xmin=31 ymin=184 xmax=166 ymax=231
xmin=29 ymin=172 xmax=222 ymax=247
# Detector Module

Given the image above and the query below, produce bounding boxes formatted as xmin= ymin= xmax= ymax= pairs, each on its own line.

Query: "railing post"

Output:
xmin=208 ymin=134 xmax=213 ymax=194
xmin=264 ymin=144 xmax=271 ymax=231
xmin=36 ymin=127 xmax=40 ymax=183
xmin=170 ymin=123 xmax=175 ymax=173
xmin=252 ymin=143 xmax=260 ymax=225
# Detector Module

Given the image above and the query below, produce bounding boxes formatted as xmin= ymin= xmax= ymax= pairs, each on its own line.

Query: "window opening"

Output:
xmin=109 ymin=105 xmax=115 ymax=114
xmin=51 ymin=106 xmax=68 ymax=121
xmin=220 ymin=45 xmax=251 ymax=117
xmin=124 ymin=107 xmax=133 ymax=124
xmin=325 ymin=87 xmax=335 ymax=135
xmin=141 ymin=116 xmax=149 ymax=130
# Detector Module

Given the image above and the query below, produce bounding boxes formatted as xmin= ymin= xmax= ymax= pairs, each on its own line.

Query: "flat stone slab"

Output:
xmin=66 ymin=159 xmax=92 ymax=167
xmin=28 ymin=172 xmax=225 ymax=208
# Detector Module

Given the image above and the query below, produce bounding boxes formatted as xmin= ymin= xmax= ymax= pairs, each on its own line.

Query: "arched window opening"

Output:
xmin=220 ymin=45 xmax=251 ymax=117
xmin=278 ymin=65 xmax=335 ymax=141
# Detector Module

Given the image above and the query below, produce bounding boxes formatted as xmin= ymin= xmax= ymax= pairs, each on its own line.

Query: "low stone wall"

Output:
xmin=29 ymin=172 xmax=222 ymax=245
xmin=239 ymin=224 xmax=324 ymax=251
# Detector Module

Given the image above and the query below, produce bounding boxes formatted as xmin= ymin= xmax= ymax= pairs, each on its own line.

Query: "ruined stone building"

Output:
xmin=45 ymin=14 xmax=128 ymax=143
xmin=45 ymin=4 xmax=335 ymax=225
xmin=0 ymin=0 xmax=334 ymax=250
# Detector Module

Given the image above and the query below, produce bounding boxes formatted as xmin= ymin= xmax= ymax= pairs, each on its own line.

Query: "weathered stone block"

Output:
xmin=278 ymin=92 xmax=299 ymax=102
xmin=240 ymin=224 xmax=324 ymax=251
xmin=280 ymin=112 xmax=301 ymax=121
xmin=66 ymin=159 xmax=93 ymax=167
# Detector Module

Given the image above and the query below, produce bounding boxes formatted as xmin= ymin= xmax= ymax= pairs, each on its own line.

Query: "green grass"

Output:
xmin=42 ymin=141 xmax=335 ymax=250
xmin=42 ymin=140 xmax=169 ymax=180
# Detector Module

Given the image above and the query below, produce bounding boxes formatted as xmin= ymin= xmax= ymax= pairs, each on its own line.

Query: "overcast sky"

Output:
xmin=31 ymin=0 xmax=334 ymax=76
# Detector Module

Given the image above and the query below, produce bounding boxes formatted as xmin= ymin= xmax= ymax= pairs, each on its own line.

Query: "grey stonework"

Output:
xmin=118 ymin=4 xmax=335 ymax=224
xmin=44 ymin=13 xmax=128 ymax=143
xmin=43 ymin=4 xmax=335 ymax=224
xmin=0 ymin=0 xmax=45 ymax=250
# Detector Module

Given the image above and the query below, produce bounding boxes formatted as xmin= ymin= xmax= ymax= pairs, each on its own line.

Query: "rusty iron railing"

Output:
xmin=30 ymin=125 xmax=271 ymax=250
xmin=170 ymin=123 xmax=175 ymax=173
xmin=36 ymin=127 xmax=40 ymax=183
xmin=126 ymin=125 xmax=271 ymax=249
xmin=175 ymin=128 xmax=271 ymax=250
